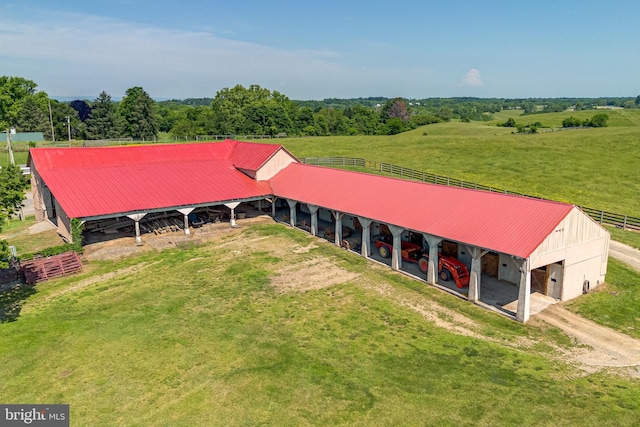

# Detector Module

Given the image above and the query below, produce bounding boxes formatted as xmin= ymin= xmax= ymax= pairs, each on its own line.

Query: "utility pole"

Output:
xmin=6 ymin=126 xmax=15 ymax=165
xmin=66 ymin=116 xmax=71 ymax=141
xmin=48 ymin=99 xmax=56 ymax=143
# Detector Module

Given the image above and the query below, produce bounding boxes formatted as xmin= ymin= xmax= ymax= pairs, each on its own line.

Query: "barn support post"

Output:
xmin=357 ymin=217 xmax=373 ymax=258
xmin=224 ymin=202 xmax=241 ymax=227
xmin=270 ymin=197 xmax=277 ymax=218
xmin=286 ymin=199 xmax=298 ymax=227
xmin=177 ymin=208 xmax=195 ymax=236
xmin=514 ymin=257 xmax=532 ymax=323
xmin=424 ymin=235 xmax=442 ymax=284
xmin=332 ymin=211 xmax=344 ymax=246
xmin=127 ymin=212 xmax=147 ymax=245
xmin=466 ymin=246 xmax=488 ymax=302
xmin=307 ymin=204 xmax=319 ymax=236
xmin=387 ymin=225 xmax=404 ymax=271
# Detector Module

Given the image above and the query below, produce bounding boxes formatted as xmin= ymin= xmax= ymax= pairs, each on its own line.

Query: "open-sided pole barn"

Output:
xmin=28 ymin=140 xmax=609 ymax=322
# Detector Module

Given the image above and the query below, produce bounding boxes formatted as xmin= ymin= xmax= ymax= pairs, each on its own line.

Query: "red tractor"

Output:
xmin=373 ymin=235 xmax=470 ymax=289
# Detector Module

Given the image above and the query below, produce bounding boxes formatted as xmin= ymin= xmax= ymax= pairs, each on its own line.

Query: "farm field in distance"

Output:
xmin=1 ymin=223 xmax=639 ymax=426
xmin=278 ymin=109 xmax=640 ymax=217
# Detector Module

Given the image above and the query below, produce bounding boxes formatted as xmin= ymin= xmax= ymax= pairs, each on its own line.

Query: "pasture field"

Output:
xmin=279 ymin=109 xmax=640 ymax=217
xmin=0 ymin=223 xmax=639 ymax=426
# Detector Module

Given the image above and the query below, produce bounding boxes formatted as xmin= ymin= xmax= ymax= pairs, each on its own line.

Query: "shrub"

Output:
xmin=500 ymin=117 xmax=516 ymax=127
xmin=562 ymin=116 xmax=583 ymax=127
xmin=586 ymin=113 xmax=609 ymax=128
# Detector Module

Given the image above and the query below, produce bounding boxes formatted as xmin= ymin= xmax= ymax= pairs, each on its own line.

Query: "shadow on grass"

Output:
xmin=0 ymin=283 xmax=37 ymax=323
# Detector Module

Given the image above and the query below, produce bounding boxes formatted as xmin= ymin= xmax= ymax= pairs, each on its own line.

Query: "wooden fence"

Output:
xmin=301 ymin=157 xmax=640 ymax=232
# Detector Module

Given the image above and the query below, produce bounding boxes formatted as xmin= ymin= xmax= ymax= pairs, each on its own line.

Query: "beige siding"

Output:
xmin=256 ymin=149 xmax=297 ymax=181
xmin=529 ymin=207 xmax=609 ymax=301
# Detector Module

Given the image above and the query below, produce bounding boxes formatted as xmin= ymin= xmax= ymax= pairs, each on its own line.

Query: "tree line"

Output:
xmin=1 ymin=75 xmax=639 ymax=142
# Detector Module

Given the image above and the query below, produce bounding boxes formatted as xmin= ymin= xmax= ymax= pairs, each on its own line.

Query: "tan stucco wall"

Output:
xmin=30 ymin=167 xmax=47 ymax=222
xmin=255 ymin=149 xmax=298 ymax=181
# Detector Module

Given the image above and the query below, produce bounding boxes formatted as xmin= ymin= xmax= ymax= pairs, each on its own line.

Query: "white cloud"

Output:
xmin=0 ymin=9 xmax=445 ymax=99
xmin=461 ymin=68 xmax=483 ymax=86
xmin=0 ymin=11 xmax=360 ymax=99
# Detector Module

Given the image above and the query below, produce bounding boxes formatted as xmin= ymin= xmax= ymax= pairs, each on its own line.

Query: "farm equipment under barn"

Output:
xmin=373 ymin=234 xmax=470 ymax=288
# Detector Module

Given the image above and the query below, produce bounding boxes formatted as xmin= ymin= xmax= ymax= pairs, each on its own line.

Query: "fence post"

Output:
xmin=623 ymin=216 xmax=627 ymax=229
xmin=599 ymin=211 xmax=604 ymax=224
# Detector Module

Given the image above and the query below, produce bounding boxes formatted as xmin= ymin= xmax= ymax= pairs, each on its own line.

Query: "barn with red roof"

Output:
xmin=28 ymin=140 xmax=609 ymax=322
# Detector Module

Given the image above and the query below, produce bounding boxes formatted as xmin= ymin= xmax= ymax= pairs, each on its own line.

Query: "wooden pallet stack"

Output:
xmin=20 ymin=251 xmax=83 ymax=285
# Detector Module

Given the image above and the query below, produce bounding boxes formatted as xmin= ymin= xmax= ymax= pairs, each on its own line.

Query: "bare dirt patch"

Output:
xmin=273 ymin=257 xmax=360 ymax=293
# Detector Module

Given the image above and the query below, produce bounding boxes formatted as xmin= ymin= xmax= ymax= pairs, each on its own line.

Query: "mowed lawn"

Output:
xmin=278 ymin=109 xmax=640 ymax=217
xmin=1 ymin=224 xmax=639 ymax=426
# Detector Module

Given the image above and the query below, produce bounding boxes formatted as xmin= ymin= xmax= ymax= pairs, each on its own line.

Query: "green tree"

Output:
xmin=117 ymin=87 xmax=158 ymax=140
xmin=0 ymin=164 xmax=28 ymax=223
xmin=0 ymin=76 xmax=40 ymax=130
xmin=635 ymin=95 xmax=640 ymax=106
xmin=562 ymin=116 xmax=582 ymax=127
xmin=49 ymin=100 xmax=83 ymax=141
xmin=503 ymin=117 xmax=516 ymax=127
xmin=210 ymin=84 xmax=296 ymax=136
xmin=15 ymin=97 xmax=49 ymax=137
xmin=381 ymin=98 xmax=409 ymax=123
xmin=585 ymin=113 xmax=609 ymax=128
xmin=0 ymin=164 xmax=29 ymax=266
xmin=347 ymin=105 xmax=382 ymax=135
xmin=293 ymin=107 xmax=315 ymax=135
xmin=86 ymin=91 xmax=118 ymax=140
xmin=435 ymin=106 xmax=453 ymax=121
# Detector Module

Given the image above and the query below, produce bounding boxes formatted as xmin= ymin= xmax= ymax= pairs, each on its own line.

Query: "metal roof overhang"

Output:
xmin=270 ymin=163 xmax=574 ymax=259
xmin=78 ymin=195 xmax=271 ymax=222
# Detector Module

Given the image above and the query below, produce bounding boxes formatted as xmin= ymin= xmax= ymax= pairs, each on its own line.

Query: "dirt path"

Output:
xmin=609 ymin=240 xmax=640 ymax=271
xmin=534 ymin=304 xmax=640 ymax=377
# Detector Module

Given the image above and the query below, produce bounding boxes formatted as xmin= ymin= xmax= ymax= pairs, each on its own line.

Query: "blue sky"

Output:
xmin=1 ymin=1 xmax=639 ymax=100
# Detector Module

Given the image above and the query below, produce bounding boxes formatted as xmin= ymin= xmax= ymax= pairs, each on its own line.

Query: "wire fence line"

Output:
xmin=300 ymin=156 xmax=640 ymax=232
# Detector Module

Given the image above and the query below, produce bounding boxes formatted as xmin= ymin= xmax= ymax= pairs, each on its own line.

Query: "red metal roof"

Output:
xmin=29 ymin=141 xmax=280 ymax=218
xmin=229 ymin=140 xmax=286 ymax=171
xmin=269 ymin=163 xmax=574 ymax=258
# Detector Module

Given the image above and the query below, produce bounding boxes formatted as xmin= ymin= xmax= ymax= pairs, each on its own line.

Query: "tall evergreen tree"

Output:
xmin=118 ymin=87 xmax=158 ymax=140
xmin=15 ymin=97 xmax=49 ymax=137
xmin=86 ymin=91 xmax=118 ymax=140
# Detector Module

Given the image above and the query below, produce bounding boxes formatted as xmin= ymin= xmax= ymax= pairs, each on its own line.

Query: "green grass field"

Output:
xmin=278 ymin=109 xmax=640 ymax=217
xmin=1 ymin=224 xmax=639 ymax=426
